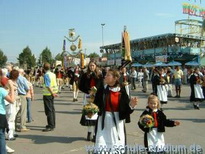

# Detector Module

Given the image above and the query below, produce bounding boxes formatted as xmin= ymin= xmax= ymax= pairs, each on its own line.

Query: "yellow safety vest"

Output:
xmin=43 ymin=71 xmax=58 ymax=96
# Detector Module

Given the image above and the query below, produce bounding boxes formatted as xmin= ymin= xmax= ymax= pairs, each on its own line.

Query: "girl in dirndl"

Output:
xmin=189 ymin=68 xmax=204 ymax=110
xmin=93 ymin=69 xmax=138 ymax=153
xmin=138 ymin=95 xmax=180 ymax=153
xmin=152 ymin=68 xmax=168 ymax=105
xmin=79 ymin=60 xmax=103 ymax=141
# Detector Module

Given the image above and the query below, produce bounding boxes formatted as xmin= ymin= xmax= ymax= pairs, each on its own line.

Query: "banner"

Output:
xmin=182 ymin=3 xmax=205 ymax=18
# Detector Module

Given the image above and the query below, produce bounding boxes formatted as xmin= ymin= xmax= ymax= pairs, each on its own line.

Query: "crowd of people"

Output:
xmin=0 ymin=61 xmax=205 ymax=153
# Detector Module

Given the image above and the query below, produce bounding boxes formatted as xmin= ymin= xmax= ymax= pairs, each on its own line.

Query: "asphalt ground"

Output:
xmin=6 ymin=84 xmax=205 ymax=154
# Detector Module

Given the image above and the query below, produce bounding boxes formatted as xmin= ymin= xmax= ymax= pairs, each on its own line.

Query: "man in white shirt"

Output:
xmin=130 ymin=67 xmax=137 ymax=90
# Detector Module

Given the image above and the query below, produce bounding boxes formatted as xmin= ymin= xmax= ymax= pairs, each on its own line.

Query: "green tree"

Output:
xmin=88 ymin=52 xmax=100 ymax=59
xmin=0 ymin=49 xmax=7 ymax=67
xmin=55 ymin=52 xmax=64 ymax=61
xmin=17 ymin=46 xmax=36 ymax=69
xmin=40 ymin=47 xmax=53 ymax=64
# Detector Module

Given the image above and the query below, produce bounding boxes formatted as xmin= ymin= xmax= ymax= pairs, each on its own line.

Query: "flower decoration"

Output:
xmin=91 ymin=86 xmax=97 ymax=92
xmin=139 ymin=114 xmax=155 ymax=128
xmin=82 ymin=86 xmax=99 ymax=118
xmin=159 ymin=78 xmax=166 ymax=85
xmin=196 ymin=78 xmax=203 ymax=85
xmin=82 ymin=103 xmax=99 ymax=118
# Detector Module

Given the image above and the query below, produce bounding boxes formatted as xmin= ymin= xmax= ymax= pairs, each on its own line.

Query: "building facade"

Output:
xmin=101 ymin=19 xmax=205 ymax=66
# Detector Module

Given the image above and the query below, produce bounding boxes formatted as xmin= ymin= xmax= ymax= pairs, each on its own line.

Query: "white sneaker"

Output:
xmin=6 ymin=145 xmax=15 ymax=153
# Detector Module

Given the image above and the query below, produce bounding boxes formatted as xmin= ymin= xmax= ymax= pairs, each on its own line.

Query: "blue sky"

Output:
xmin=0 ymin=0 xmax=204 ymax=62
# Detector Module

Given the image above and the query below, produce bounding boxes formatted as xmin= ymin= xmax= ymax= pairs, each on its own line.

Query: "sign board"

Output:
xmin=115 ymin=59 xmax=122 ymax=66
xmin=155 ymin=55 xmax=167 ymax=62
xmin=107 ymin=60 xmax=115 ymax=65
xmin=55 ymin=60 xmax=62 ymax=66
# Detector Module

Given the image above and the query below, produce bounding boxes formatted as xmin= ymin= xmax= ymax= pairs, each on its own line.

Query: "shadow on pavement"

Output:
xmin=172 ymin=118 xmax=205 ymax=123
xmin=26 ymin=125 xmax=45 ymax=131
xmin=55 ymin=102 xmax=82 ymax=106
xmin=55 ymin=110 xmax=81 ymax=115
xmin=18 ymin=135 xmax=85 ymax=144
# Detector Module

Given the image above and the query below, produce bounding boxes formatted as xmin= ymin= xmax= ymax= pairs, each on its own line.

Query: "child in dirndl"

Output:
xmin=138 ymin=95 xmax=180 ymax=153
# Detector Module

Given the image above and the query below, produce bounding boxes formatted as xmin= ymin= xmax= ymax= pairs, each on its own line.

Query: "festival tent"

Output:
xmin=185 ymin=61 xmax=200 ymax=66
xmin=131 ymin=62 xmax=142 ymax=67
xmin=167 ymin=61 xmax=182 ymax=66
xmin=143 ymin=62 xmax=154 ymax=68
xmin=154 ymin=62 xmax=167 ymax=67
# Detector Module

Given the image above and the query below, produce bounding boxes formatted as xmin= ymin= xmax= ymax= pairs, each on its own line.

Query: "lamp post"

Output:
xmin=100 ymin=24 xmax=105 ymax=53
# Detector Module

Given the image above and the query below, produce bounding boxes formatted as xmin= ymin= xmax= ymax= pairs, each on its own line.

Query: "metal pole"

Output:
xmin=101 ymin=24 xmax=105 ymax=47
xmin=84 ymin=48 xmax=87 ymax=58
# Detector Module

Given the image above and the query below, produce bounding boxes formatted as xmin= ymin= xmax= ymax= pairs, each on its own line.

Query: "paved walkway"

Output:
xmin=7 ymin=84 xmax=205 ymax=154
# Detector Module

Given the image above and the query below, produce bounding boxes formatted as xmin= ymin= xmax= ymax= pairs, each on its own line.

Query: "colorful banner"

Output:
xmin=182 ymin=3 xmax=205 ymax=18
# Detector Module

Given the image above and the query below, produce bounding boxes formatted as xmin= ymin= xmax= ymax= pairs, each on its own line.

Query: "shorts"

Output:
xmin=174 ymin=78 xmax=182 ymax=86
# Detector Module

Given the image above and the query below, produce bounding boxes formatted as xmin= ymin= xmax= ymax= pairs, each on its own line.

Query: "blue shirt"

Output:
xmin=0 ymin=87 xmax=8 ymax=115
xmin=17 ymin=75 xmax=29 ymax=95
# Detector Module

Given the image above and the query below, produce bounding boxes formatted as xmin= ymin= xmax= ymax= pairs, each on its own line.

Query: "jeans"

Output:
xmin=43 ymin=95 xmax=55 ymax=129
xmin=0 ymin=128 xmax=6 ymax=154
xmin=26 ymin=97 xmax=32 ymax=122
xmin=131 ymin=78 xmax=136 ymax=89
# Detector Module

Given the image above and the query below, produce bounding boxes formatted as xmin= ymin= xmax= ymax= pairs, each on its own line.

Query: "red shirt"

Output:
xmin=105 ymin=91 xmax=120 ymax=112
xmin=152 ymin=112 xmax=159 ymax=127
xmin=90 ymin=78 xmax=96 ymax=88
xmin=57 ymin=72 xmax=63 ymax=78
xmin=1 ymin=77 xmax=8 ymax=87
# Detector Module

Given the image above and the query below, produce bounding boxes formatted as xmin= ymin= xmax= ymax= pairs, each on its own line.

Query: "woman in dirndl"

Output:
xmin=93 ymin=69 xmax=138 ymax=153
xmin=152 ymin=68 xmax=168 ymax=105
xmin=165 ymin=69 xmax=173 ymax=97
xmin=189 ymin=68 xmax=204 ymax=110
xmin=79 ymin=60 xmax=103 ymax=141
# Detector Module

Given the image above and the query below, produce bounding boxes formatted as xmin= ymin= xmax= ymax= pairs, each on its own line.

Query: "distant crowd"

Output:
xmin=0 ymin=62 xmax=204 ymax=153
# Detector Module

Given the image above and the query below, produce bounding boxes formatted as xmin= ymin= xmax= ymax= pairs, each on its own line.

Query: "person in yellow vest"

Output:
xmin=42 ymin=63 xmax=58 ymax=132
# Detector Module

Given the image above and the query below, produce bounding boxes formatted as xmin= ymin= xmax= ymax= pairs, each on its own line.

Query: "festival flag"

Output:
xmin=121 ymin=26 xmax=132 ymax=68
xmin=80 ymin=52 xmax=85 ymax=69
xmin=78 ymin=38 xmax=82 ymax=49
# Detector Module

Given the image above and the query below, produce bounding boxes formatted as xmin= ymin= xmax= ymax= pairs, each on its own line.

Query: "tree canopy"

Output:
xmin=55 ymin=51 xmax=65 ymax=61
xmin=87 ymin=52 xmax=100 ymax=59
xmin=40 ymin=47 xmax=54 ymax=65
xmin=17 ymin=46 xmax=36 ymax=69
xmin=0 ymin=49 xmax=7 ymax=67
